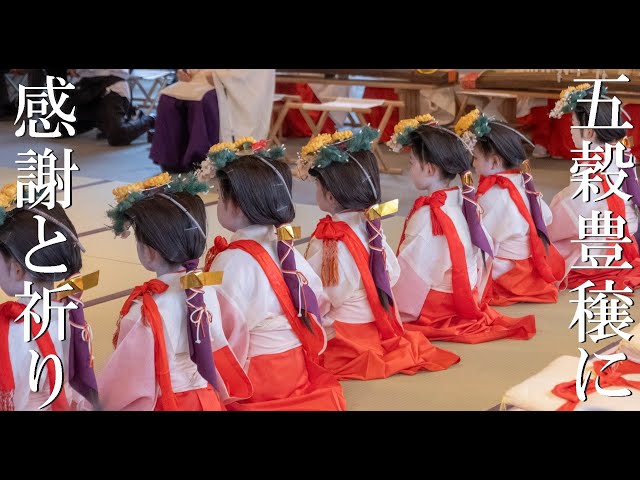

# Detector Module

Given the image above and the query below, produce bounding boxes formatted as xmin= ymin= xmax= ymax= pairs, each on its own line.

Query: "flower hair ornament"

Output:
xmin=389 ymin=113 xmax=475 ymax=156
xmin=196 ymin=137 xmax=290 ymax=202
xmin=0 ymin=181 xmax=86 ymax=252
xmin=297 ymin=125 xmax=380 ymax=195
xmin=386 ymin=114 xmax=438 ymax=153
xmin=0 ymin=182 xmax=18 ymax=226
xmin=106 ymin=171 xmax=209 ymax=238
xmin=455 ymin=108 xmax=534 ymax=152
xmin=548 ymin=81 xmax=632 ymax=132
xmin=549 ymin=83 xmax=602 ymax=119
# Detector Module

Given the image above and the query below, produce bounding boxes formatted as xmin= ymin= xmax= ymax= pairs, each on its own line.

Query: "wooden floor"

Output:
xmin=0 ymin=121 xmax=633 ymax=411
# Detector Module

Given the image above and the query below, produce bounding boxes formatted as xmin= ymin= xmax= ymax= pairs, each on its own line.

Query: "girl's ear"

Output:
xmin=490 ymin=153 xmax=503 ymax=171
xmin=137 ymin=241 xmax=158 ymax=266
xmin=424 ymin=162 xmax=436 ymax=177
xmin=325 ymin=189 xmax=341 ymax=210
xmin=9 ymin=257 xmax=26 ymax=283
xmin=582 ymin=127 xmax=595 ymax=142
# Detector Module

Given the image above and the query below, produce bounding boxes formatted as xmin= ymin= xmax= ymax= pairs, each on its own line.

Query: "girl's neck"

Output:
xmin=26 ymin=281 xmax=55 ymax=299
xmin=154 ymin=262 xmax=185 ymax=278
xmin=424 ymin=178 xmax=451 ymax=195
xmin=332 ymin=205 xmax=355 ymax=216
xmin=232 ymin=216 xmax=253 ymax=231
xmin=486 ymin=162 xmax=511 ymax=176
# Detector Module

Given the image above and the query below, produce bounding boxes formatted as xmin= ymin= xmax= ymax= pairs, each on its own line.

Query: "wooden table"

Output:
xmin=454 ymin=88 xmax=640 ymax=125
xmin=276 ymin=74 xmax=455 ymax=119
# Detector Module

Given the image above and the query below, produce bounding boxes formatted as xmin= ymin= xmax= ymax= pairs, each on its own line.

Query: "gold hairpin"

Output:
xmin=55 ymin=271 xmax=100 ymax=300
xmin=366 ymin=199 xmax=399 ymax=220
xmin=180 ymin=270 xmax=224 ymax=289
xmin=277 ymin=225 xmax=302 ymax=241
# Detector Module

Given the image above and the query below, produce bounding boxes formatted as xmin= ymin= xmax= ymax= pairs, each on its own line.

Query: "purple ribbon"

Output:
xmin=461 ymin=185 xmax=494 ymax=258
xmin=65 ymin=296 xmax=99 ymax=407
xmin=365 ymin=218 xmax=395 ymax=304
xmin=183 ymin=259 xmax=218 ymax=390
xmin=522 ymin=173 xmax=551 ymax=245
xmin=277 ymin=239 xmax=323 ymax=326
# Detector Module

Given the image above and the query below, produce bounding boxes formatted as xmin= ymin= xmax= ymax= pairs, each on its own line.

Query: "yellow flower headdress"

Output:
xmin=107 ymin=172 xmax=209 ymax=237
xmin=453 ymin=109 xmax=492 ymax=150
xmin=297 ymin=126 xmax=379 ymax=180
xmin=455 ymin=108 xmax=534 ymax=151
xmin=0 ymin=182 xmax=19 ymax=226
xmin=386 ymin=114 xmax=438 ymax=153
xmin=197 ymin=137 xmax=286 ymax=182
xmin=549 ymin=83 xmax=594 ymax=119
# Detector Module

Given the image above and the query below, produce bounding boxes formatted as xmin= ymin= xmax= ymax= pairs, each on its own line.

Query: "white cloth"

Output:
xmin=620 ymin=323 xmax=640 ymax=364
xmin=305 ymin=211 xmax=401 ymax=339
xmin=211 ymin=224 xmax=329 ymax=362
xmin=502 ymin=353 xmax=640 ymax=411
xmin=419 ymin=86 xmax=457 ymax=125
xmin=547 ymin=157 xmax=639 ymax=279
xmin=159 ymin=69 xmax=216 ymax=102
xmin=478 ymin=172 xmax=553 ymax=279
xmin=516 ymin=97 xmax=549 ymax=118
xmin=8 ymin=298 xmax=71 ymax=411
xmin=393 ymin=188 xmax=493 ymax=321
xmin=210 ymin=69 xmax=276 ymax=142
xmin=75 ymin=69 xmax=131 ymax=100
xmin=308 ymin=83 xmax=354 ymax=126
xmin=457 ymin=92 xmax=547 ymax=122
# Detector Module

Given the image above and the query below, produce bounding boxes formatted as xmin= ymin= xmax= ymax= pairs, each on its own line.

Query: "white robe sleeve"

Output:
xmin=540 ymin=195 xmax=554 ymax=226
xmin=210 ymin=250 xmax=256 ymax=371
xmin=385 ymin=237 xmax=401 ymax=287
xmin=547 ymin=184 xmax=581 ymax=243
xmin=214 ymin=287 xmax=250 ymax=372
xmin=393 ymin=207 xmax=446 ymax=321
xmin=96 ymin=302 xmax=158 ymax=411
xmin=478 ymin=188 xmax=519 ymax=246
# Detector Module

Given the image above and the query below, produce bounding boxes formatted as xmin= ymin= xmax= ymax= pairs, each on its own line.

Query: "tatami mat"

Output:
xmin=0 ymin=121 xmax=637 ymax=410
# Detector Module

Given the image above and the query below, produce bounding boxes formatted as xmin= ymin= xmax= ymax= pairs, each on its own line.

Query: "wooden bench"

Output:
xmin=453 ymin=86 xmax=640 ymax=133
xmin=291 ymin=96 xmax=405 ymax=175
xmin=453 ymin=89 xmax=521 ymax=126
xmin=268 ymin=93 xmax=303 ymax=147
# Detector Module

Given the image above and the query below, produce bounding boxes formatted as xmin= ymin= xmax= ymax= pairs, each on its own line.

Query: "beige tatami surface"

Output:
xmin=0 ymin=121 xmax=631 ymax=411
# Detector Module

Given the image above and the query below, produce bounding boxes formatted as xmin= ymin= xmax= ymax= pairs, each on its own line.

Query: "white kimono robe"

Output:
xmin=210 ymin=225 xmax=329 ymax=367
xmin=478 ymin=172 xmax=553 ymax=279
xmin=7 ymin=298 xmax=72 ymax=411
xmin=96 ymin=270 xmax=240 ymax=410
xmin=547 ymin=160 xmax=639 ymax=278
xmin=305 ymin=211 xmax=400 ymax=340
xmin=393 ymin=188 xmax=493 ymax=322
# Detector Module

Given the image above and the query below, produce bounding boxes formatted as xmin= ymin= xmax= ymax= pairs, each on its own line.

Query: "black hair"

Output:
xmin=573 ymin=91 xmax=626 ymax=143
xmin=0 ymin=203 xmax=82 ymax=283
xmin=216 ymin=155 xmax=294 ymax=226
xmin=310 ymin=149 xmax=381 ymax=209
xmin=125 ymin=192 xmax=207 ymax=265
xmin=216 ymin=155 xmax=317 ymax=331
xmin=409 ymin=124 xmax=472 ymax=179
xmin=475 ymin=121 xmax=527 ymax=169
xmin=311 ymin=149 xmax=394 ymax=312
